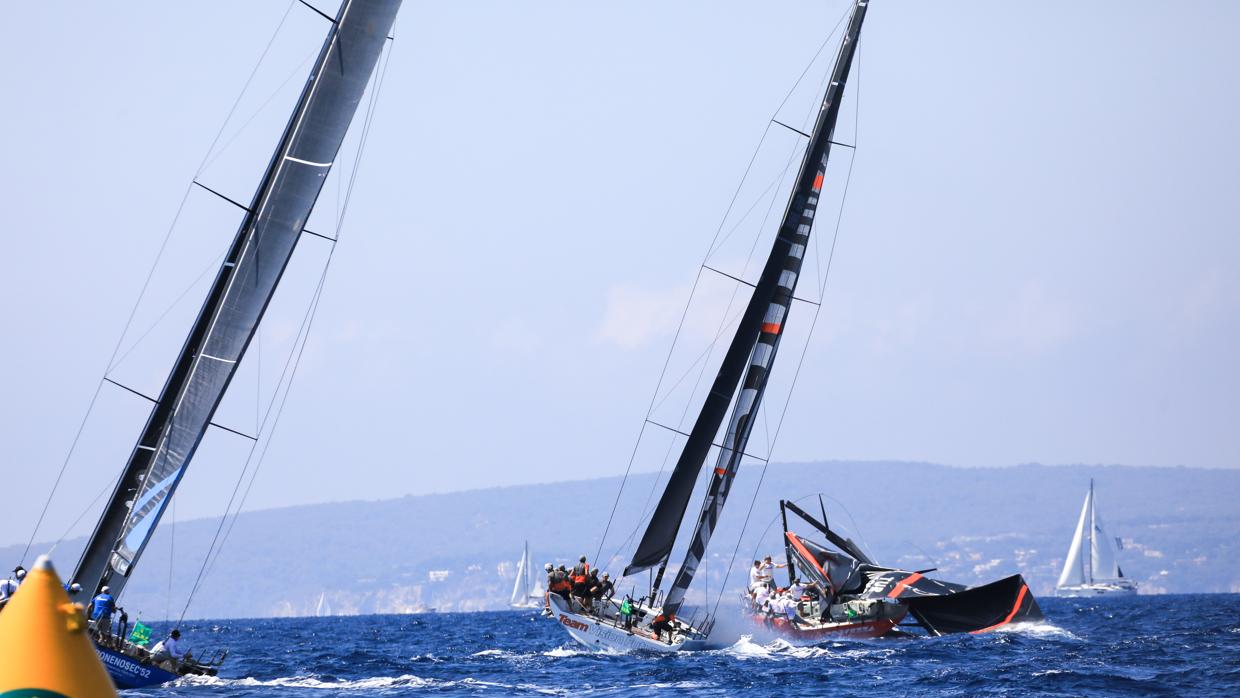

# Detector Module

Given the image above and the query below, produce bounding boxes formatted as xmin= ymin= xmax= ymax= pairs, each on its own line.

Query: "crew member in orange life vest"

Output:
xmin=651 ymin=612 xmax=674 ymax=642
xmin=550 ymin=565 xmax=572 ymax=600
xmin=571 ymin=556 xmax=590 ymax=583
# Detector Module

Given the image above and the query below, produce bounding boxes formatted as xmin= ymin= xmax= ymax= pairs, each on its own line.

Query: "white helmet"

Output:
xmin=100 ymin=586 xmax=111 ymax=594
xmin=544 ymin=563 xmax=553 ymax=571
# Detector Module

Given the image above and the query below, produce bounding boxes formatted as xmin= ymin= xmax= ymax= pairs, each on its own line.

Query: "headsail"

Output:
xmin=72 ymin=0 xmax=402 ymax=600
xmin=511 ymin=543 xmax=529 ymax=605
xmin=1056 ymin=485 xmax=1092 ymax=588
xmin=656 ymin=0 xmax=870 ymax=616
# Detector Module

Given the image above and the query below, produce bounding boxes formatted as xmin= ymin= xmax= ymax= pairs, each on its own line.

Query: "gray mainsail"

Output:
xmin=625 ymin=1 xmax=870 ymax=617
xmin=72 ymin=0 xmax=401 ymax=600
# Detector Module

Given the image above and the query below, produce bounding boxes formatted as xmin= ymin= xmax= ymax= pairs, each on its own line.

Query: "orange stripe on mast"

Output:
xmin=761 ymin=322 xmax=781 ymax=335
xmin=813 ymin=173 xmax=824 ymax=190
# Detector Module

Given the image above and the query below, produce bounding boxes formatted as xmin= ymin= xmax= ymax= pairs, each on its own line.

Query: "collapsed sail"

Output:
xmin=656 ymin=0 xmax=870 ymax=616
xmin=73 ymin=0 xmax=402 ymax=599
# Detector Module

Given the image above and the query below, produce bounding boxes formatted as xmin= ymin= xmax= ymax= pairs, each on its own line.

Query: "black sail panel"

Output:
xmin=72 ymin=0 xmax=401 ymax=599
xmin=658 ymin=0 xmax=869 ymax=615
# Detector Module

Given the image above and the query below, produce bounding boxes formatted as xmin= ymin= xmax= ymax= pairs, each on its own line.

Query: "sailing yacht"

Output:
xmin=31 ymin=0 xmax=403 ymax=687
xmin=510 ymin=542 xmax=545 ymax=609
xmin=549 ymin=0 xmax=869 ymax=653
xmin=315 ymin=592 xmax=334 ymax=618
xmin=1056 ymin=480 xmax=1138 ymax=597
xmin=745 ymin=499 xmax=1042 ymax=638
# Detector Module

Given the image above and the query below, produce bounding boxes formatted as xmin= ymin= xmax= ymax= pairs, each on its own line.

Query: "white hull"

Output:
xmin=1056 ymin=582 xmax=1138 ymax=598
xmin=548 ymin=595 xmax=704 ymax=653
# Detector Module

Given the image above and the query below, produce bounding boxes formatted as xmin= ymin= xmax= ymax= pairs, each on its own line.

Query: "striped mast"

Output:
xmin=71 ymin=0 xmax=401 ymax=601
xmin=658 ymin=0 xmax=869 ymax=617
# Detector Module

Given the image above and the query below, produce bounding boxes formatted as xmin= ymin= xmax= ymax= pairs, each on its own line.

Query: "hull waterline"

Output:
xmin=96 ymin=644 xmax=180 ymax=689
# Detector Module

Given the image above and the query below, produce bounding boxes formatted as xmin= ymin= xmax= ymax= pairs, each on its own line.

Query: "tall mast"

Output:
xmin=626 ymin=0 xmax=869 ymax=617
xmin=72 ymin=0 xmax=402 ymax=600
xmin=1085 ymin=478 xmax=1095 ymax=583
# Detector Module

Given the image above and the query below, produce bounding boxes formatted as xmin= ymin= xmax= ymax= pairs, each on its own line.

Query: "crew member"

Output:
xmin=651 ymin=612 xmax=674 ymax=642
xmin=620 ymin=595 xmax=634 ymax=629
xmin=760 ymin=556 xmax=785 ymax=589
xmin=150 ymin=629 xmax=186 ymax=669
xmin=571 ymin=556 xmax=589 ymax=585
xmin=591 ymin=572 xmax=614 ymax=602
xmin=574 ymin=569 xmax=598 ymax=610
xmin=542 ymin=563 xmax=555 ymax=615
xmin=550 ymin=565 xmax=572 ymax=601
xmin=0 ymin=567 xmax=25 ymax=611
xmin=747 ymin=560 xmax=763 ymax=598
xmin=90 ymin=586 xmax=117 ymax=634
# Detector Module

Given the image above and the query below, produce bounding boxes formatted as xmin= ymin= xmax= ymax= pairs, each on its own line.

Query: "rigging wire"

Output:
xmin=179 ymin=29 xmax=397 ymax=621
xmin=16 ymin=1 xmax=302 ymax=570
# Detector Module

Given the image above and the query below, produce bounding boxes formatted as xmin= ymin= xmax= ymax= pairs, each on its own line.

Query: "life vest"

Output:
xmin=571 ymin=563 xmax=589 ymax=584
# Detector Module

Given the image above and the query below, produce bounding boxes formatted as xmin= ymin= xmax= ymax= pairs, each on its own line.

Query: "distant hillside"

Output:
xmin=5 ymin=462 xmax=1236 ymax=620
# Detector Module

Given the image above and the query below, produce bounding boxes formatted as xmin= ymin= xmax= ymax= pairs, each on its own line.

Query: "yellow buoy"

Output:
xmin=0 ymin=555 xmax=116 ymax=697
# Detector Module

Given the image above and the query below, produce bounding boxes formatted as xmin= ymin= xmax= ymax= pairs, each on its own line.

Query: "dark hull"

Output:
xmin=96 ymin=644 xmax=179 ymax=689
xmin=904 ymin=574 xmax=1043 ymax=635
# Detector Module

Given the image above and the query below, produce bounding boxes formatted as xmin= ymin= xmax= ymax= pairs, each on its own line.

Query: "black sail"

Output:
xmin=72 ymin=0 xmax=401 ymax=599
xmin=626 ymin=0 xmax=869 ymax=611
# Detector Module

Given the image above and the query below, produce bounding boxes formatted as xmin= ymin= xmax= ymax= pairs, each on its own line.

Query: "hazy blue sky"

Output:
xmin=2 ymin=1 xmax=1236 ymax=547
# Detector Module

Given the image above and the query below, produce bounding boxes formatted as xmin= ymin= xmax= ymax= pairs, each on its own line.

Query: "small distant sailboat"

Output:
xmin=1056 ymin=479 xmax=1138 ymax=597
xmin=510 ymin=542 xmax=544 ymax=609
xmin=315 ymin=592 xmax=333 ymax=618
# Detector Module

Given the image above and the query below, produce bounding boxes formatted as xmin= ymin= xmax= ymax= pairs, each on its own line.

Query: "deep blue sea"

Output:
xmin=140 ymin=595 xmax=1239 ymax=696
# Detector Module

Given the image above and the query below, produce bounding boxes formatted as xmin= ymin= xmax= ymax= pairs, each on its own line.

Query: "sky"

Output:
xmin=1 ymin=1 xmax=1237 ymax=548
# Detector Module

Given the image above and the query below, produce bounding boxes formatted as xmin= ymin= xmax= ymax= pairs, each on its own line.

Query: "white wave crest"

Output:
xmin=178 ymin=673 xmax=435 ymax=689
xmin=991 ymin=621 xmax=1080 ymax=640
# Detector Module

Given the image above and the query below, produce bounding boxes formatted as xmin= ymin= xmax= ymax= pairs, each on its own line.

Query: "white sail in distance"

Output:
xmin=510 ymin=544 xmax=529 ymax=606
xmin=1090 ymin=508 xmax=1123 ymax=581
xmin=1057 ymin=487 xmax=1092 ymax=588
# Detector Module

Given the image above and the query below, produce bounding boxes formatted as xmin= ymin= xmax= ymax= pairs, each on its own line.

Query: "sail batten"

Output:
xmin=624 ymin=1 xmax=869 ymax=614
xmin=72 ymin=0 xmax=402 ymax=600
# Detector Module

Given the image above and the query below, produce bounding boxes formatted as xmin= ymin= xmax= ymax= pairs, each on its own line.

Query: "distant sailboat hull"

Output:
xmin=1056 ymin=581 xmax=1138 ymax=598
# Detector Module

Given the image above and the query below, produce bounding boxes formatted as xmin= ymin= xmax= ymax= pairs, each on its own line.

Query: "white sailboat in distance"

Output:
xmin=1056 ymin=479 xmax=1138 ymax=597
xmin=510 ymin=541 xmax=544 ymax=609
xmin=315 ymin=592 xmax=333 ymax=617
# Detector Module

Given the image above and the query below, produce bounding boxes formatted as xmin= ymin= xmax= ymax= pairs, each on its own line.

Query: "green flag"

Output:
xmin=128 ymin=621 xmax=152 ymax=647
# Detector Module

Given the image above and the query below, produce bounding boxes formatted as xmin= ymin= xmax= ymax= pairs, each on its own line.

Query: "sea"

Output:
xmin=140 ymin=595 xmax=1239 ymax=696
